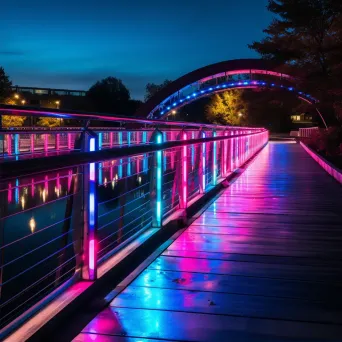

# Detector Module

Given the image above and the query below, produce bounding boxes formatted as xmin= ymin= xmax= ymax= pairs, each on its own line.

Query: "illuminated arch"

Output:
xmin=138 ymin=59 xmax=326 ymax=127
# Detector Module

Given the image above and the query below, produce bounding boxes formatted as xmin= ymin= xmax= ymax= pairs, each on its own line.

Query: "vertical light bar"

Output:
xmin=67 ymin=133 xmax=72 ymax=150
xmin=202 ymin=132 xmax=206 ymax=192
xmin=44 ymin=134 xmax=48 ymax=153
xmin=98 ymin=132 xmax=103 ymax=150
xmin=224 ymin=131 xmax=228 ymax=176
xmin=8 ymin=183 xmax=12 ymax=203
xmin=118 ymin=131 xmax=123 ymax=178
xmin=143 ymin=131 xmax=148 ymax=172
xmin=110 ymin=132 xmax=113 ymax=147
xmin=191 ymin=131 xmax=195 ymax=170
xmin=213 ymin=131 xmax=217 ymax=185
xmin=127 ymin=132 xmax=131 ymax=176
xmin=14 ymin=134 xmax=19 ymax=159
xmin=88 ymin=137 xmax=96 ymax=280
xmin=181 ymin=132 xmax=188 ymax=208
xmin=6 ymin=134 xmax=12 ymax=156
xmin=56 ymin=133 xmax=60 ymax=151
xmin=30 ymin=134 xmax=34 ymax=153
xmin=156 ymin=133 xmax=162 ymax=226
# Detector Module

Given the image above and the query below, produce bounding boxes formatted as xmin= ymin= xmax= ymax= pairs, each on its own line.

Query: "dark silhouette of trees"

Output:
xmin=0 ymin=67 xmax=12 ymax=103
xmin=87 ymin=77 xmax=132 ymax=114
xmin=144 ymin=80 xmax=172 ymax=102
xmin=249 ymin=0 xmax=342 ymax=123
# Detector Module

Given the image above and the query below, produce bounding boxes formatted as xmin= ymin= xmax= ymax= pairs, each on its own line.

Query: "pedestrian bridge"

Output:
xmin=0 ymin=107 xmax=341 ymax=341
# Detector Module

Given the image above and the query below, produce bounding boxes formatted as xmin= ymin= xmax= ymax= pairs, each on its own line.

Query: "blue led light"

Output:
xmin=180 ymin=99 xmax=183 ymax=103
xmin=288 ymin=87 xmax=293 ymax=91
xmin=231 ymin=83 xmax=235 ymax=86
xmin=298 ymin=92 xmax=303 ymax=95
xmin=167 ymin=106 xmax=170 ymax=110
xmin=200 ymin=90 xmax=205 ymax=93
xmin=161 ymin=111 xmax=164 ymax=115
xmin=173 ymin=102 xmax=177 ymax=106
xmin=209 ymin=87 xmax=213 ymax=91
xmin=222 ymin=84 xmax=226 ymax=88
xmin=186 ymin=95 xmax=190 ymax=99
xmin=192 ymin=93 xmax=197 ymax=97
xmin=243 ymin=81 xmax=249 ymax=85
xmin=271 ymin=83 xmax=275 ymax=86
xmin=216 ymin=85 xmax=220 ymax=89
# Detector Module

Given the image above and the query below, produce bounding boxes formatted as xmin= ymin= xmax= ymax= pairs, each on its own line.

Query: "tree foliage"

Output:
xmin=144 ymin=80 xmax=172 ymax=102
xmin=0 ymin=67 xmax=27 ymax=127
xmin=37 ymin=117 xmax=61 ymax=127
xmin=87 ymin=77 xmax=131 ymax=114
xmin=249 ymin=0 xmax=342 ymax=123
xmin=206 ymin=90 xmax=247 ymax=125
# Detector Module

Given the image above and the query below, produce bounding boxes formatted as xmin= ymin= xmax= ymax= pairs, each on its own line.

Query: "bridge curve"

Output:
xmin=138 ymin=58 xmax=319 ymax=120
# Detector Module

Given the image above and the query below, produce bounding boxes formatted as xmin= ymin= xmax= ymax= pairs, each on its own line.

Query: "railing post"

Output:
xmin=43 ymin=134 xmax=48 ymax=153
xmin=179 ymin=130 xmax=187 ymax=210
xmin=199 ymin=130 xmax=206 ymax=194
xmin=212 ymin=130 xmax=217 ymax=186
xmin=150 ymin=129 xmax=163 ymax=228
xmin=14 ymin=134 xmax=19 ymax=156
xmin=222 ymin=130 xmax=228 ymax=177
xmin=55 ymin=133 xmax=60 ymax=151
xmin=81 ymin=131 xmax=99 ymax=281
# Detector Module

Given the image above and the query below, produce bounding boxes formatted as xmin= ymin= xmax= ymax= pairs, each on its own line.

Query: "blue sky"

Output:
xmin=1 ymin=0 xmax=272 ymax=99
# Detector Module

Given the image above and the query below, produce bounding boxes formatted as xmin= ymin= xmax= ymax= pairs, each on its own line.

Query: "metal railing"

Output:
xmin=299 ymin=127 xmax=319 ymax=138
xmin=0 ymin=106 xmax=268 ymax=335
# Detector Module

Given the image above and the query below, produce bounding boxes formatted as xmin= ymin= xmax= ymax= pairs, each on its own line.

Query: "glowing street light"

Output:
xmin=172 ymin=110 xmax=177 ymax=114
xmin=14 ymin=94 xmax=19 ymax=99
xmin=21 ymin=100 xmax=26 ymax=105
xmin=55 ymin=100 xmax=60 ymax=109
xmin=238 ymin=112 xmax=243 ymax=117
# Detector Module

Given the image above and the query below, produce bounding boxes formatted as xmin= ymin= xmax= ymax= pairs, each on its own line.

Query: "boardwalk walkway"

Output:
xmin=74 ymin=142 xmax=342 ymax=341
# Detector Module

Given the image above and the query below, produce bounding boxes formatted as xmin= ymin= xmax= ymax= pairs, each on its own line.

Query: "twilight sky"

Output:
xmin=1 ymin=0 xmax=272 ymax=99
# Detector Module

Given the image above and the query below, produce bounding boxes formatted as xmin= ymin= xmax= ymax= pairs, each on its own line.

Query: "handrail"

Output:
xmin=0 ymin=104 xmax=260 ymax=130
xmin=0 ymin=129 xmax=267 ymax=180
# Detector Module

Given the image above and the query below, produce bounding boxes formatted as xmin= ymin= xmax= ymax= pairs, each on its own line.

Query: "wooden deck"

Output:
xmin=74 ymin=142 xmax=342 ymax=341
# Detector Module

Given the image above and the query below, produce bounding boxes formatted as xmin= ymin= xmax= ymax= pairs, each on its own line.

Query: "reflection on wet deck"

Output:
xmin=75 ymin=142 xmax=342 ymax=341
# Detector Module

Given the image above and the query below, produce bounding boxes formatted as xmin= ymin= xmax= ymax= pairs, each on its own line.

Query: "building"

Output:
xmin=11 ymin=86 xmax=89 ymax=111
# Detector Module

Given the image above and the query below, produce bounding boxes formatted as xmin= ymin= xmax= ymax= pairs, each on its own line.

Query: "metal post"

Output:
xmin=82 ymin=131 xmax=99 ymax=281
xmin=179 ymin=131 xmax=188 ymax=210
xmin=56 ymin=133 xmax=60 ymax=151
xmin=199 ymin=130 xmax=206 ymax=194
xmin=212 ymin=130 xmax=217 ymax=186
xmin=44 ymin=134 xmax=48 ymax=153
xmin=150 ymin=129 xmax=163 ymax=228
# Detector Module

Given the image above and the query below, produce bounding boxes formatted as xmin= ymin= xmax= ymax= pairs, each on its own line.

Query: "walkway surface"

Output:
xmin=74 ymin=142 xmax=342 ymax=341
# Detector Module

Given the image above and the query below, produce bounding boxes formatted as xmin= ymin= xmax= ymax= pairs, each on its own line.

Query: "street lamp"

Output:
xmin=55 ymin=100 xmax=60 ymax=109
xmin=14 ymin=94 xmax=19 ymax=99
xmin=238 ymin=112 xmax=243 ymax=117
xmin=21 ymin=100 xmax=26 ymax=105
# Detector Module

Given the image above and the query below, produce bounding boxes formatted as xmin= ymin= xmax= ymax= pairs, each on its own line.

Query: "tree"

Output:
xmin=86 ymin=77 xmax=131 ymax=114
xmin=249 ymin=0 xmax=342 ymax=123
xmin=206 ymin=90 xmax=248 ymax=125
xmin=144 ymin=80 xmax=172 ymax=102
xmin=0 ymin=67 xmax=27 ymax=127
xmin=0 ymin=67 xmax=12 ymax=102
xmin=37 ymin=117 xmax=61 ymax=127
